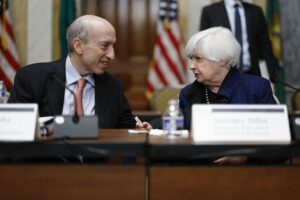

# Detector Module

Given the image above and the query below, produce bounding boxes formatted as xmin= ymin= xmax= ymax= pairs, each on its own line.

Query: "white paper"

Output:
xmin=149 ymin=129 xmax=189 ymax=137
xmin=128 ymin=129 xmax=149 ymax=134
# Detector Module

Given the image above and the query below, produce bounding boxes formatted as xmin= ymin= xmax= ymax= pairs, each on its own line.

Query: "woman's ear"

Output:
xmin=220 ymin=59 xmax=228 ymax=67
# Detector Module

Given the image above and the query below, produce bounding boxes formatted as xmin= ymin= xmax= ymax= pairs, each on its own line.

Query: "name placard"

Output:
xmin=0 ymin=104 xmax=38 ymax=141
xmin=192 ymin=104 xmax=291 ymax=144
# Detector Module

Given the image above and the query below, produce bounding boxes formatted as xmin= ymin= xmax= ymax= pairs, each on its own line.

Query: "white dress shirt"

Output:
xmin=225 ymin=0 xmax=251 ymax=70
xmin=62 ymin=56 xmax=95 ymax=115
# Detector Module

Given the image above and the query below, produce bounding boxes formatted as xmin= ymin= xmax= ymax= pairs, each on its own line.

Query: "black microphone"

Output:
xmin=270 ymin=78 xmax=300 ymax=91
xmin=51 ymin=73 xmax=79 ymax=123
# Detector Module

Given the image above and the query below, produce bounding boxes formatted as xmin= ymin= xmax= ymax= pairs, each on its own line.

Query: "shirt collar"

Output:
xmin=65 ymin=55 xmax=95 ymax=87
xmin=225 ymin=0 xmax=242 ymax=8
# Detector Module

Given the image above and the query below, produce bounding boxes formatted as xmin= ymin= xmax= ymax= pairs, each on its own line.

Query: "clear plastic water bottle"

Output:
xmin=0 ymin=80 xmax=7 ymax=103
xmin=162 ymin=99 xmax=184 ymax=135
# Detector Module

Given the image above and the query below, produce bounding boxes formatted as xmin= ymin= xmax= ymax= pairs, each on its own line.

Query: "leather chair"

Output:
xmin=150 ymin=87 xmax=181 ymax=113
xmin=292 ymin=90 xmax=300 ymax=111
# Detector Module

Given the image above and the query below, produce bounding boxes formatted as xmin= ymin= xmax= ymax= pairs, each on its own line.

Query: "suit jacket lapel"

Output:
xmin=220 ymin=1 xmax=231 ymax=29
xmin=94 ymin=73 xmax=109 ymax=127
xmin=46 ymin=60 xmax=66 ymax=115
xmin=243 ymin=3 xmax=252 ymax=41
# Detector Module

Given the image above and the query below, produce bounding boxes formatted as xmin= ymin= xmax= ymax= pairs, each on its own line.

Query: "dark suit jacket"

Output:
xmin=178 ymin=69 xmax=287 ymax=164
xmin=200 ymin=1 xmax=278 ymax=78
xmin=179 ymin=69 xmax=276 ymax=130
xmin=8 ymin=59 xmax=136 ymax=129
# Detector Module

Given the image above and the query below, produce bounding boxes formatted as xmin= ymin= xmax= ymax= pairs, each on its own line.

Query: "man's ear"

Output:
xmin=73 ymin=38 xmax=84 ymax=54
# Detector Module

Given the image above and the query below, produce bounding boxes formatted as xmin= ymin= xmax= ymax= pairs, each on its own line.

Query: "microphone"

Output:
xmin=50 ymin=73 xmax=98 ymax=139
xmin=51 ymin=73 xmax=79 ymax=123
xmin=270 ymin=78 xmax=300 ymax=91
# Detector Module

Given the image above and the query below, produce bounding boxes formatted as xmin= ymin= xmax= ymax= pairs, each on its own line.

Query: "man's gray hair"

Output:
xmin=66 ymin=19 xmax=89 ymax=53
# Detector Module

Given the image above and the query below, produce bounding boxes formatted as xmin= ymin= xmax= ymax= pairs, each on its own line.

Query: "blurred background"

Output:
xmin=2 ymin=0 xmax=300 ymax=111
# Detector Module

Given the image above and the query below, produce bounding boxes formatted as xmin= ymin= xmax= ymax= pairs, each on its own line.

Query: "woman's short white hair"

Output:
xmin=185 ymin=27 xmax=241 ymax=69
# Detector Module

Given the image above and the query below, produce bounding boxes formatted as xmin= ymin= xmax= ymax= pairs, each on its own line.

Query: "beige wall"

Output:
xmin=254 ymin=0 xmax=267 ymax=13
xmin=10 ymin=0 xmax=27 ymax=66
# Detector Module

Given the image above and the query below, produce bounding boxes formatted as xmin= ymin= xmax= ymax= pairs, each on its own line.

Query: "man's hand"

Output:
xmin=136 ymin=121 xmax=152 ymax=130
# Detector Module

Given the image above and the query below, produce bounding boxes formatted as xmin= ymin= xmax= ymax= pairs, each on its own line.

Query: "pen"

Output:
xmin=135 ymin=116 xmax=142 ymax=125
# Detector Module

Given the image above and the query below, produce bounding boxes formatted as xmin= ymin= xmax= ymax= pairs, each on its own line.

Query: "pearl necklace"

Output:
xmin=205 ymin=86 xmax=210 ymax=104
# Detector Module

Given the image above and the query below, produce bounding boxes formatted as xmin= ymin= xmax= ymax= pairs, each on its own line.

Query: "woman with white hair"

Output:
xmin=179 ymin=27 xmax=277 ymax=164
xmin=180 ymin=27 xmax=275 ymax=128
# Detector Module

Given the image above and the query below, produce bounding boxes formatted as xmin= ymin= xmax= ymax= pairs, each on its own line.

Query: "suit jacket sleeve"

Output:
xmin=94 ymin=72 xmax=136 ymax=129
xmin=8 ymin=67 xmax=34 ymax=103
xmin=116 ymin=86 xmax=136 ymax=128
xmin=200 ymin=6 xmax=211 ymax=30
xmin=256 ymin=78 xmax=276 ymax=104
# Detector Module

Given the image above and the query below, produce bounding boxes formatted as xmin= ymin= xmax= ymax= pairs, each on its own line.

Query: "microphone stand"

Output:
xmin=271 ymin=78 xmax=300 ymax=91
xmin=51 ymin=73 xmax=98 ymax=139
xmin=51 ymin=74 xmax=79 ymax=123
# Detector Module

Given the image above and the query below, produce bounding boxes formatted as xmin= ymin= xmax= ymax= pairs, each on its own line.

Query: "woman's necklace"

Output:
xmin=205 ymin=86 xmax=210 ymax=104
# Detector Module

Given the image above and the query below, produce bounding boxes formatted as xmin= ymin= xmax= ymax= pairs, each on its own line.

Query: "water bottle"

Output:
xmin=162 ymin=99 xmax=184 ymax=135
xmin=0 ymin=81 xmax=7 ymax=103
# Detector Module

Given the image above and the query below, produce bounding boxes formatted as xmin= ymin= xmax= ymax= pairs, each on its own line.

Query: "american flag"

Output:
xmin=0 ymin=0 xmax=20 ymax=89
xmin=146 ymin=0 xmax=186 ymax=99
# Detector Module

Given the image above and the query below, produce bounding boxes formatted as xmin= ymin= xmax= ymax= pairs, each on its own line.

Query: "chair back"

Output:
xmin=150 ymin=87 xmax=181 ymax=113
xmin=292 ymin=90 xmax=300 ymax=111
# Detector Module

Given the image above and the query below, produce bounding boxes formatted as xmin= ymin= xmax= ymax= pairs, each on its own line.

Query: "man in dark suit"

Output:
xmin=200 ymin=0 xmax=279 ymax=78
xmin=8 ymin=15 xmax=150 ymax=129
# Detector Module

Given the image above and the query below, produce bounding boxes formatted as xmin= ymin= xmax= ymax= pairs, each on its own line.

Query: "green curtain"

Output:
xmin=59 ymin=0 xmax=76 ymax=58
xmin=266 ymin=0 xmax=285 ymax=103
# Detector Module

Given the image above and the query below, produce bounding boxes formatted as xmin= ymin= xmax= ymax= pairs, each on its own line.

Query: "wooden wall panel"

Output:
xmin=117 ymin=0 xmax=130 ymax=60
xmin=0 ymin=165 xmax=145 ymax=200
xmin=83 ymin=0 xmax=159 ymax=110
xmin=150 ymin=166 xmax=300 ymax=200
xmin=130 ymin=0 xmax=148 ymax=58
